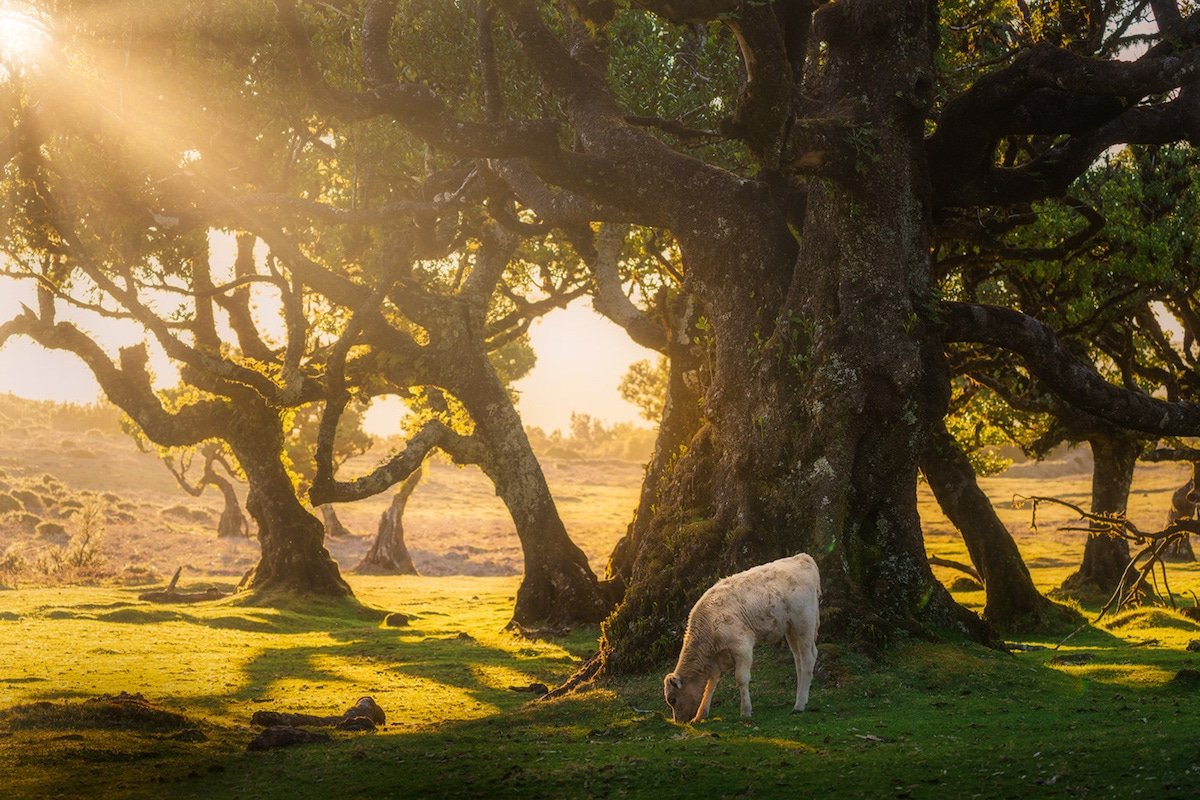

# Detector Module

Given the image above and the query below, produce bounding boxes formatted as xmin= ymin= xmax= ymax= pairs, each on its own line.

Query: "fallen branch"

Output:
xmin=928 ymin=554 xmax=982 ymax=582
xmin=137 ymin=566 xmax=228 ymax=603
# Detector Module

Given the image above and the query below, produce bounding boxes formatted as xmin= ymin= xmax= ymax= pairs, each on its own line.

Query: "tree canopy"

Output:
xmin=4 ymin=1 xmax=1200 ymax=667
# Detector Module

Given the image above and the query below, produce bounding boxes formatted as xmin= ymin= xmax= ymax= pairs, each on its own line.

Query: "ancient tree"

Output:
xmin=254 ymin=1 xmax=1200 ymax=667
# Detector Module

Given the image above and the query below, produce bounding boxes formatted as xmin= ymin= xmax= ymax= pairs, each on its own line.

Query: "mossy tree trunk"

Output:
xmin=601 ymin=6 xmax=992 ymax=673
xmin=230 ymin=401 xmax=351 ymax=598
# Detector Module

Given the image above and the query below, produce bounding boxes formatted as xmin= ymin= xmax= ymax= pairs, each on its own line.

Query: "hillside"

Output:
xmin=0 ymin=394 xmax=643 ymax=587
xmin=2 ymin=392 xmax=1198 ymax=604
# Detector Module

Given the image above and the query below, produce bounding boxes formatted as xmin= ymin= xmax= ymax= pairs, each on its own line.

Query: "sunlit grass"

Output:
xmin=4 ymin=568 xmax=1200 ymax=799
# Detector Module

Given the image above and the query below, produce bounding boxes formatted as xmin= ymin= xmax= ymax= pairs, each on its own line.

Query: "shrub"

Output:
xmin=8 ymin=512 xmax=42 ymax=533
xmin=0 ymin=492 xmax=20 ymax=515
xmin=12 ymin=489 xmax=44 ymax=514
xmin=100 ymin=492 xmax=121 ymax=505
xmin=161 ymin=505 xmax=193 ymax=520
xmin=35 ymin=521 xmax=70 ymax=546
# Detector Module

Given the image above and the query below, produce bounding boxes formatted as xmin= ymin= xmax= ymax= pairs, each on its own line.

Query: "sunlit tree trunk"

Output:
xmin=920 ymin=420 xmax=1061 ymax=628
xmin=231 ymin=402 xmax=350 ymax=598
xmin=318 ymin=504 xmax=353 ymax=539
xmin=356 ymin=470 xmax=421 ymax=575
xmin=454 ymin=350 xmax=610 ymax=627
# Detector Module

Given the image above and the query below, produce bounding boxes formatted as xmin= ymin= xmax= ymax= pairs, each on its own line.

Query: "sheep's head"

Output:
xmin=663 ymin=672 xmax=705 ymax=723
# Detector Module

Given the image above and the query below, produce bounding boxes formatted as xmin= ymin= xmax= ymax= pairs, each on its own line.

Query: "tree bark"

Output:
xmin=1059 ymin=430 xmax=1139 ymax=598
xmin=920 ymin=420 xmax=1061 ymax=629
xmin=601 ymin=6 xmax=993 ymax=673
xmin=356 ymin=469 xmax=421 ymax=574
xmin=605 ymin=292 xmax=704 ymax=594
xmin=231 ymin=402 xmax=351 ymax=598
xmin=457 ymin=358 xmax=611 ymax=626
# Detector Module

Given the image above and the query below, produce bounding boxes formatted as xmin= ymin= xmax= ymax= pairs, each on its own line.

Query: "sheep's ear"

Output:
xmin=667 ymin=674 xmax=682 ymax=689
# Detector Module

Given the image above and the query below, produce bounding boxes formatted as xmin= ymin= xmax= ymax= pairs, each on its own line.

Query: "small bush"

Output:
xmin=0 ymin=492 xmax=20 ymax=515
xmin=188 ymin=508 xmax=215 ymax=524
xmin=35 ymin=521 xmax=70 ymax=546
xmin=161 ymin=505 xmax=193 ymax=520
xmin=100 ymin=492 xmax=121 ymax=505
xmin=12 ymin=489 xmax=44 ymax=514
xmin=7 ymin=512 xmax=42 ymax=533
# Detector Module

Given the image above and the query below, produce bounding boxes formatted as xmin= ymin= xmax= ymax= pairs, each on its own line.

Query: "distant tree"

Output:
xmin=356 ymin=467 xmax=422 ymax=575
xmin=619 ymin=358 xmax=668 ymax=423
xmin=160 ymin=442 xmax=252 ymax=539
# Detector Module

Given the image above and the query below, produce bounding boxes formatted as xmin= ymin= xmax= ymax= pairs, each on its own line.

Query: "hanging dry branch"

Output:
xmin=1014 ymin=494 xmax=1200 ymax=620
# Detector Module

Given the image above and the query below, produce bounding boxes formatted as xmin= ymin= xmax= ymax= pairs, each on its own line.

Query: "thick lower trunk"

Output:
xmin=356 ymin=470 xmax=421 ymax=575
xmin=920 ymin=420 xmax=1060 ymax=628
xmin=1060 ymin=432 xmax=1138 ymax=599
xmin=601 ymin=7 xmax=991 ymax=674
xmin=606 ymin=294 xmax=704 ymax=593
xmin=459 ymin=360 xmax=610 ymax=626
xmin=230 ymin=406 xmax=351 ymax=599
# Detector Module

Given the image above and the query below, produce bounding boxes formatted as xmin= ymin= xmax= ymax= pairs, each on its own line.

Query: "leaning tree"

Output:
xmin=258 ymin=0 xmax=1200 ymax=668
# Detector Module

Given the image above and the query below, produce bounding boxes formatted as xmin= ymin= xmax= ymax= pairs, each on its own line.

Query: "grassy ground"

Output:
xmin=3 ymin=396 xmax=1200 ymax=798
xmin=3 ymin=573 xmax=1200 ymax=799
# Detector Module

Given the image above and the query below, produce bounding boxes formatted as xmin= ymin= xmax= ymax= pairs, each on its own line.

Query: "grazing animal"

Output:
xmin=663 ymin=553 xmax=820 ymax=723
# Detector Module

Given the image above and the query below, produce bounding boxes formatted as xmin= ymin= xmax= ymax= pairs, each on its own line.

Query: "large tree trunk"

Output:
xmin=1059 ymin=431 xmax=1139 ymax=599
xmin=605 ymin=293 xmax=704 ymax=593
xmin=455 ymin=354 xmax=611 ymax=627
xmin=356 ymin=469 xmax=421 ymax=575
xmin=920 ymin=420 xmax=1061 ymax=628
xmin=601 ymin=7 xmax=991 ymax=674
xmin=230 ymin=403 xmax=351 ymax=598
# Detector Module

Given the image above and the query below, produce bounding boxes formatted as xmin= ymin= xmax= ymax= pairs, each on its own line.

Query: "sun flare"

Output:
xmin=0 ymin=1 xmax=50 ymax=75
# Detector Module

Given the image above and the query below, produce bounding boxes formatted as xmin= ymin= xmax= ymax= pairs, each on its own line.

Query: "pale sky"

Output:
xmin=0 ymin=271 xmax=654 ymax=436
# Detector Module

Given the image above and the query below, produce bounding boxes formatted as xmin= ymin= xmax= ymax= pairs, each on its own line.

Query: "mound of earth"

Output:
xmin=0 ymin=691 xmax=193 ymax=732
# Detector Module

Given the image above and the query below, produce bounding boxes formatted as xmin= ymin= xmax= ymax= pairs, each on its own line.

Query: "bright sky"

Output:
xmin=0 ymin=272 xmax=655 ymax=436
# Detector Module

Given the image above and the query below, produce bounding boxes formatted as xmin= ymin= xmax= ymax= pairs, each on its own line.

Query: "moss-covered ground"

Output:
xmin=2 ymin=572 xmax=1200 ymax=800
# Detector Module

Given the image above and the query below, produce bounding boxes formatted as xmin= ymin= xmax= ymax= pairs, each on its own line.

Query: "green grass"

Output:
xmin=3 ymin=575 xmax=1200 ymax=799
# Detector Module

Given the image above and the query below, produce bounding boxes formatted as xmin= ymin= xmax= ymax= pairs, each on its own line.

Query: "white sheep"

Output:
xmin=663 ymin=553 xmax=820 ymax=723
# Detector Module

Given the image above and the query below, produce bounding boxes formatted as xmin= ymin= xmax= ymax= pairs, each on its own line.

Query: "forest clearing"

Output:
xmin=2 ymin=397 xmax=1200 ymax=798
xmin=5 ymin=2 xmax=1200 ymax=798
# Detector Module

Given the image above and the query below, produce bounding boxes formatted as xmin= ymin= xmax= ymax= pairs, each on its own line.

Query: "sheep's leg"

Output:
xmin=787 ymin=629 xmax=817 ymax=712
xmin=695 ymin=673 xmax=719 ymax=722
xmin=734 ymin=649 xmax=753 ymax=717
